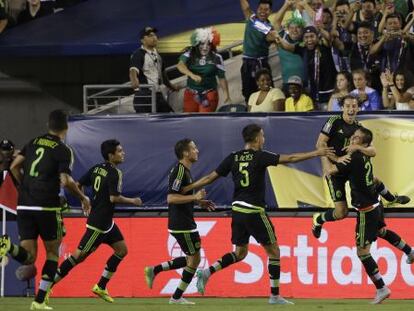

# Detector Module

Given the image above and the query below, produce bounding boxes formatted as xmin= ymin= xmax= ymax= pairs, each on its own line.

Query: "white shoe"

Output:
xmin=406 ymin=251 xmax=414 ymax=264
xmin=196 ymin=269 xmax=210 ymax=295
xmin=371 ymin=287 xmax=391 ymax=304
xmin=169 ymin=297 xmax=195 ymax=305
xmin=269 ymin=295 xmax=294 ymax=305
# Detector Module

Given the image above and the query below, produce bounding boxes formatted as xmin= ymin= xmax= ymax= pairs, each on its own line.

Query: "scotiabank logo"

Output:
xmin=46 ymin=217 xmax=414 ymax=298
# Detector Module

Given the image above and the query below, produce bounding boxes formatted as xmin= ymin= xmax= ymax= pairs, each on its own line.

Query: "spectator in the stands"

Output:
xmin=350 ymin=69 xmax=382 ymax=110
xmin=276 ymin=25 xmax=337 ymax=111
xmin=129 ymin=26 xmax=178 ymax=113
xmin=381 ymin=69 xmax=414 ymax=110
xmin=17 ymin=0 xmax=55 ymax=24
xmin=350 ymin=0 xmax=382 ymax=38
xmin=273 ymin=0 xmax=305 ymax=95
xmin=239 ymin=0 xmax=276 ymax=104
xmin=0 ymin=0 xmax=7 ymax=33
xmin=333 ymin=21 xmax=382 ymax=91
xmin=248 ymin=68 xmax=285 ymax=112
xmin=0 ymin=139 xmax=15 ymax=177
xmin=328 ymin=71 xmax=354 ymax=111
xmin=177 ymin=27 xmax=231 ymax=113
xmin=284 ymin=75 xmax=314 ymax=112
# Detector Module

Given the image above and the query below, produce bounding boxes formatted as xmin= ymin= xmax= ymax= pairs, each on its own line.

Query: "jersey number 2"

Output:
xmin=239 ymin=162 xmax=250 ymax=187
xmin=29 ymin=147 xmax=45 ymax=177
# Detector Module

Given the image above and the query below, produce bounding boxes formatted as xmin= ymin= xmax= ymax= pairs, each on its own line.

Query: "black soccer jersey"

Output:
xmin=18 ymin=134 xmax=73 ymax=208
xmin=79 ymin=162 xmax=122 ymax=232
xmin=167 ymin=162 xmax=196 ymax=231
xmin=321 ymin=115 xmax=361 ymax=156
xmin=216 ymin=149 xmax=279 ymax=209
xmin=336 ymin=152 xmax=378 ymax=209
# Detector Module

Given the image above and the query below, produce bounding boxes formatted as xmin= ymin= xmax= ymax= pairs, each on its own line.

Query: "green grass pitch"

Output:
xmin=0 ymin=297 xmax=412 ymax=311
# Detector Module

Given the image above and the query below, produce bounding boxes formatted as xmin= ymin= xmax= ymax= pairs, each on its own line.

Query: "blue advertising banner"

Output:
xmin=67 ymin=113 xmax=414 ymax=209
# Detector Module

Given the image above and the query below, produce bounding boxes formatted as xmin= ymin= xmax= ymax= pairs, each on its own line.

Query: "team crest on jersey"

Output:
xmin=172 ymin=178 xmax=182 ymax=191
xmin=335 ymin=190 xmax=342 ymax=199
xmin=199 ymin=58 xmax=206 ymax=65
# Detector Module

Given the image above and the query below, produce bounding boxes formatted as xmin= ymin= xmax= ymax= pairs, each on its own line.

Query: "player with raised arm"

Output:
xmin=183 ymin=124 xmax=333 ymax=304
xmin=0 ymin=110 xmax=90 ymax=310
xmin=144 ymin=139 xmax=214 ymax=305
xmin=49 ymin=139 xmax=142 ymax=303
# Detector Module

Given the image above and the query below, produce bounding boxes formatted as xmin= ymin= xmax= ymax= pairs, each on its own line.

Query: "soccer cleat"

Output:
xmin=312 ymin=213 xmax=322 ymax=239
xmin=144 ymin=266 xmax=155 ymax=289
xmin=0 ymin=234 xmax=11 ymax=262
xmin=30 ymin=301 xmax=53 ymax=310
xmin=196 ymin=269 xmax=210 ymax=295
xmin=387 ymin=194 xmax=411 ymax=206
xmin=169 ymin=297 xmax=195 ymax=305
xmin=44 ymin=288 xmax=53 ymax=306
xmin=92 ymin=284 xmax=114 ymax=303
xmin=370 ymin=287 xmax=391 ymax=304
xmin=406 ymin=251 xmax=414 ymax=264
xmin=268 ymin=295 xmax=294 ymax=305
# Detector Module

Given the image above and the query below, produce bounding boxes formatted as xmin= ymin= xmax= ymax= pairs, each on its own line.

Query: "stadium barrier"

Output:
xmin=34 ymin=216 xmax=414 ymax=299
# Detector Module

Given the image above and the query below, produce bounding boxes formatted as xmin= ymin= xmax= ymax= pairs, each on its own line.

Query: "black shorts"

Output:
xmin=326 ymin=175 xmax=347 ymax=202
xmin=231 ymin=210 xmax=276 ymax=246
xmin=170 ymin=231 xmax=201 ymax=256
xmin=17 ymin=210 xmax=64 ymax=241
xmin=355 ymin=206 xmax=380 ymax=248
xmin=78 ymin=223 xmax=124 ymax=255
xmin=377 ymin=203 xmax=386 ymax=230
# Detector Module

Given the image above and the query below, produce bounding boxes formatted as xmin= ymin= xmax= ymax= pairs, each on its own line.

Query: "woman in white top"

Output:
xmin=327 ymin=71 xmax=354 ymax=111
xmin=381 ymin=70 xmax=414 ymax=110
xmin=248 ymin=69 xmax=285 ymax=112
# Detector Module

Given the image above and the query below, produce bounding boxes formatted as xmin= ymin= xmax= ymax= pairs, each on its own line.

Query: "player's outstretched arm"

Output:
xmin=342 ymin=144 xmax=376 ymax=157
xmin=168 ymin=189 xmax=206 ymax=205
xmin=110 ymin=195 xmax=142 ymax=206
xmin=182 ymin=171 xmax=220 ymax=193
xmin=278 ymin=147 xmax=334 ymax=164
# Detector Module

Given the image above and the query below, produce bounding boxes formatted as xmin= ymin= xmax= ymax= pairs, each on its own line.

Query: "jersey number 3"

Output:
xmin=29 ymin=147 xmax=45 ymax=177
xmin=239 ymin=162 xmax=250 ymax=187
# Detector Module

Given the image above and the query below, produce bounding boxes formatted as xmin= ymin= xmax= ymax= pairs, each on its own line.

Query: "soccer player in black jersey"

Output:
xmin=326 ymin=127 xmax=395 ymax=304
xmin=312 ymin=95 xmax=410 ymax=239
xmin=50 ymin=139 xmax=142 ymax=303
xmin=181 ymin=124 xmax=333 ymax=304
xmin=144 ymin=138 xmax=214 ymax=305
xmin=0 ymin=110 xmax=91 ymax=310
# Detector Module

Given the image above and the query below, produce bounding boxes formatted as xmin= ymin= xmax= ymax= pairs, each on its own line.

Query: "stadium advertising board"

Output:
xmin=38 ymin=217 xmax=414 ymax=298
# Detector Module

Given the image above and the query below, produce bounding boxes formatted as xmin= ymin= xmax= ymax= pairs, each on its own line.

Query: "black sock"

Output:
xmin=376 ymin=182 xmax=396 ymax=202
xmin=268 ymin=258 xmax=280 ymax=296
xmin=55 ymin=255 xmax=78 ymax=282
xmin=97 ymin=254 xmax=124 ymax=289
xmin=318 ymin=209 xmax=337 ymax=224
xmin=172 ymin=266 xmax=196 ymax=300
xmin=35 ymin=259 xmax=58 ymax=303
xmin=359 ymin=254 xmax=385 ymax=289
xmin=153 ymin=256 xmax=187 ymax=275
xmin=379 ymin=229 xmax=412 ymax=255
xmin=209 ymin=252 xmax=238 ymax=275
xmin=9 ymin=244 xmax=30 ymax=264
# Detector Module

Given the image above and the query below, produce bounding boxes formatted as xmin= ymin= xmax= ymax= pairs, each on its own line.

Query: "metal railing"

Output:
xmin=83 ymin=84 xmax=156 ymax=114
xmin=82 ymin=40 xmax=281 ymax=114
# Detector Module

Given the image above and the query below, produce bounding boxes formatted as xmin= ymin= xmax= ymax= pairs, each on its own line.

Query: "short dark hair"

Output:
xmin=357 ymin=21 xmax=374 ymax=32
xmin=259 ymin=0 xmax=272 ymax=7
xmin=255 ymin=68 xmax=272 ymax=81
xmin=48 ymin=109 xmax=68 ymax=132
xmin=336 ymin=0 xmax=350 ymax=7
xmin=242 ymin=124 xmax=262 ymax=143
xmin=339 ymin=94 xmax=361 ymax=107
xmin=174 ymin=138 xmax=193 ymax=160
xmin=362 ymin=0 xmax=375 ymax=6
xmin=323 ymin=8 xmax=333 ymax=18
xmin=386 ymin=13 xmax=402 ymax=24
xmin=358 ymin=127 xmax=373 ymax=145
xmin=101 ymin=139 xmax=120 ymax=160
